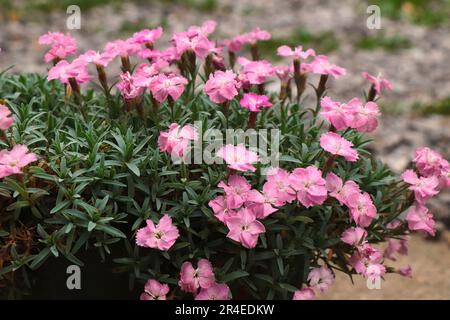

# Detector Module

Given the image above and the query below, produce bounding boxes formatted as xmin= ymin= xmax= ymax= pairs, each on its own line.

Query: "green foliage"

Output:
xmin=0 ymin=68 xmax=413 ymax=299
xmin=355 ymin=32 xmax=411 ymax=51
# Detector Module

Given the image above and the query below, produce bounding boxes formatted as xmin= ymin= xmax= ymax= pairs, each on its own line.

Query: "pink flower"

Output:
xmin=116 ymin=72 xmax=144 ymax=100
xmin=240 ymin=93 xmax=272 ymax=112
xmin=413 ymin=147 xmax=447 ymax=177
xmin=325 ymin=172 xmax=360 ymax=206
xmin=0 ymin=145 xmax=37 ymax=179
xmin=158 ymin=123 xmax=198 ymax=158
xmin=347 ymin=192 xmax=377 ymax=227
xmin=39 ymin=32 xmax=77 ymax=63
xmin=320 ymin=132 xmax=359 ymax=162
xmin=340 ymin=227 xmax=367 ymax=246
xmin=292 ymin=288 xmax=316 ymax=300
xmin=208 ymin=195 xmax=238 ymax=223
xmin=78 ymin=50 xmax=115 ymax=67
xmin=179 ymin=259 xmax=215 ymax=293
xmin=364 ymin=263 xmax=386 ymax=283
xmin=172 ymin=30 xmax=214 ymax=58
xmin=308 ymin=55 xmax=346 ymax=78
xmin=401 ymin=169 xmax=439 ymax=205
xmin=222 ymin=37 xmax=244 ymax=53
xmin=289 ymin=166 xmax=327 ymax=208
xmin=245 ymin=188 xmax=279 ymax=219
xmin=398 ymin=265 xmax=413 ymax=278
xmin=195 ymin=283 xmax=230 ymax=300
xmin=48 ymin=59 xmax=90 ymax=85
xmin=383 ymin=237 xmax=408 ymax=261
xmin=140 ymin=279 xmax=170 ymax=300
xmin=346 ymin=98 xmax=380 ymax=133
xmin=275 ymin=66 xmax=293 ymax=83
xmin=240 ymin=27 xmax=271 ymax=45
xmin=307 ymin=266 xmax=334 ymax=293
xmin=277 ymin=45 xmax=315 ymax=60
xmin=263 ymin=168 xmax=296 ymax=204
xmin=149 ymin=73 xmax=188 ymax=103
xmin=225 ymin=208 xmax=266 ymax=249
xmin=204 ymin=70 xmax=240 ymax=104
xmin=349 ymin=243 xmax=383 ymax=274
xmin=319 ymin=96 xmax=354 ymax=131
xmin=216 ymin=144 xmax=259 ymax=172
xmin=131 ymin=27 xmax=163 ymax=45
xmin=133 ymin=63 xmax=160 ymax=87
xmin=0 ymin=104 xmax=14 ymax=131
xmin=136 ymin=214 xmax=180 ymax=251
xmin=362 ymin=72 xmax=392 ymax=95
xmin=237 ymin=57 xmax=275 ymax=85
xmin=405 ymin=204 xmax=436 ymax=236
xmin=218 ymin=174 xmax=252 ymax=209
xmin=104 ymin=39 xmax=141 ymax=58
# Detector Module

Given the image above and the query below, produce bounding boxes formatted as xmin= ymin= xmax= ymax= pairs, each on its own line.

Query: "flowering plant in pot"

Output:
xmin=0 ymin=21 xmax=448 ymax=300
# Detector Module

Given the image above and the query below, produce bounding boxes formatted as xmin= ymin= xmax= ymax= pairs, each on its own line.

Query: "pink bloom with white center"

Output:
xmin=39 ymin=32 xmax=77 ymax=63
xmin=405 ymin=204 xmax=436 ymax=236
xmin=289 ymin=166 xmax=327 ymax=208
xmin=237 ymin=57 xmax=275 ymax=85
xmin=325 ymin=172 xmax=361 ymax=206
xmin=179 ymin=259 xmax=215 ymax=293
xmin=131 ymin=27 xmax=163 ymax=45
xmin=0 ymin=104 xmax=14 ymax=131
xmin=349 ymin=243 xmax=383 ymax=274
xmin=340 ymin=227 xmax=367 ymax=246
xmin=277 ymin=45 xmax=315 ymax=60
xmin=116 ymin=72 xmax=144 ymax=100
xmin=216 ymin=144 xmax=259 ymax=172
xmin=308 ymin=55 xmax=346 ymax=78
xmin=225 ymin=208 xmax=266 ymax=249
xmin=401 ymin=169 xmax=439 ymax=204
xmin=383 ymin=237 xmax=408 ymax=261
xmin=136 ymin=214 xmax=180 ymax=251
xmin=307 ymin=266 xmax=334 ymax=293
xmin=320 ymin=132 xmax=359 ymax=162
xmin=104 ymin=39 xmax=141 ymax=58
xmin=149 ymin=73 xmax=188 ymax=103
xmin=195 ymin=283 xmax=230 ymax=300
xmin=320 ymin=96 xmax=354 ymax=130
xmin=264 ymin=168 xmax=296 ymax=204
xmin=413 ymin=147 xmax=447 ymax=177
xmin=218 ymin=174 xmax=252 ymax=209
xmin=158 ymin=123 xmax=198 ymax=158
xmin=208 ymin=195 xmax=238 ymax=223
xmin=347 ymin=192 xmax=377 ymax=227
xmin=78 ymin=50 xmax=115 ymax=67
xmin=398 ymin=265 xmax=413 ymax=278
xmin=140 ymin=279 xmax=170 ymax=300
xmin=347 ymin=98 xmax=380 ymax=133
xmin=362 ymin=72 xmax=392 ymax=95
xmin=0 ymin=145 xmax=37 ymax=179
xmin=48 ymin=59 xmax=90 ymax=85
xmin=292 ymin=288 xmax=316 ymax=300
xmin=240 ymin=93 xmax=272 ymax=112
xmin=204 ymin=70 xmax=240 ymax=104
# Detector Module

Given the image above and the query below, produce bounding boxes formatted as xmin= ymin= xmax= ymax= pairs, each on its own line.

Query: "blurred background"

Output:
xmin=0 ymin=0 xmax=449 ymax=299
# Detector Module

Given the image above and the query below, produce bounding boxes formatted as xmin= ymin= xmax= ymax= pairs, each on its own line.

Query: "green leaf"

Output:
xmin=222 ymin=270 xmax=249 ymax=283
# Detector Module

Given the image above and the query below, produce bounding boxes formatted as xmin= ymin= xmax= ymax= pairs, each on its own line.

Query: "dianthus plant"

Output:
xmin=0 ymin=22 xmax=449 ymax=300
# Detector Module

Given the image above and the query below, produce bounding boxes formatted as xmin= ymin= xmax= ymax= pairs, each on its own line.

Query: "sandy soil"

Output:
xmin=321 ymin=234 xmax=450 ymax=299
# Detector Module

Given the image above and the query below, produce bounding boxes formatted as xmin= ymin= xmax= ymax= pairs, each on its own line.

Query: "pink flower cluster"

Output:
xmin=0 ymin=145 xmax=37 ymax=179
xmin=320 ymin=96 xmax=380 ymax=132
xmin=39 ymin=32 xmax=77 ymax=63
xmin=400 ymin=147 xmax=450 ymax=236
xmin=293 ymin=266 xmax=334 ymax=300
